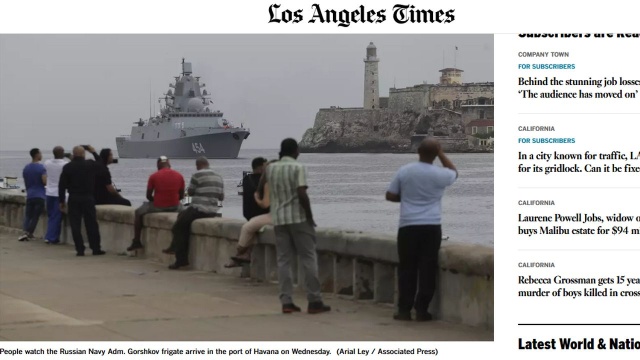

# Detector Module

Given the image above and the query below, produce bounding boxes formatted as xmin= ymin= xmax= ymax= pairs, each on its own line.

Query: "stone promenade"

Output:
xmin=0 ymin=228 xmax=492 ymax=341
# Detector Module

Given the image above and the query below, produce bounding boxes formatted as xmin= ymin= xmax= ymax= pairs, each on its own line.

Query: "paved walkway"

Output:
xmin=0 ymin=228 xmax=492 ymax=341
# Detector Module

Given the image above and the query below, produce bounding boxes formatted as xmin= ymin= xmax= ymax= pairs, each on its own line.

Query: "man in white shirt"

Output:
xmin=386 ymin=138 xmax=458 ymax=321
xmin=43 ymin=146 xmax=69 ymax=244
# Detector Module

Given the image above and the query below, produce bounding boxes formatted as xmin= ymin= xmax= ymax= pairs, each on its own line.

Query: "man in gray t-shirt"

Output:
xmin=386 ymin=138 xmax=457 ymax=321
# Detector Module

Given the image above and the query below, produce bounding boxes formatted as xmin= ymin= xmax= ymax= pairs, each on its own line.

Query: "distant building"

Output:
xmin=466 ymin=119 xmax=494 ymax=149
xmin=388 ymin=67 xmax=493 ymax=113
xmin=466 ymin=119 xmax=494 ymax=136
xmin=461 ymin=104 xmax=494 ymax=126
xmin=439 ymin=68 xmax=464 ymax=85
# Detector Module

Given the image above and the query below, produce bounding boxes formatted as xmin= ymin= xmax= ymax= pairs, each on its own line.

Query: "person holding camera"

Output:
xmin=95 ymin=148 xmax=131 ymax=206
xmin=58 ymin=145 xmax=105 ymax=256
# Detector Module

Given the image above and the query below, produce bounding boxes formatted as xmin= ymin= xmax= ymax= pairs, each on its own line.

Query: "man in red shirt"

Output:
xmin=127 ymin=156 xmax=185 ymax=251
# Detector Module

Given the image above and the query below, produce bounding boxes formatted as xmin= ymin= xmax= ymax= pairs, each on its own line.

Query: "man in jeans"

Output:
xmin=162 ymin=157 xmax=223 ymax=269
xmin=265 ymin=138 xmax=330 ymax=314
xmin=43 ymin=146 xmax=69 ymax=244
xmin=19 ymin=148 xmax=47 ymax=241
xmin=386 ymin=138 xmax=457 ymax=321
xmin=127 ymin=156 xmax=184 ymax=251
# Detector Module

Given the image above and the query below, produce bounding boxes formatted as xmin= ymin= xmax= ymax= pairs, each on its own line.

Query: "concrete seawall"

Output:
xmin=0 ymin=191 xmax=493 ymax=329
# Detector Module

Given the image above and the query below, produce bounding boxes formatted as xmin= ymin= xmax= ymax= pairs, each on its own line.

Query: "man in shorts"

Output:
xmin=127 ymin=156 xmax=185 ymax=251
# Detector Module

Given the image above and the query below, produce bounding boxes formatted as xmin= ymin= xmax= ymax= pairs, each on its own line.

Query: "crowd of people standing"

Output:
xmin=19 ymin=137 xmax=456 ymax=319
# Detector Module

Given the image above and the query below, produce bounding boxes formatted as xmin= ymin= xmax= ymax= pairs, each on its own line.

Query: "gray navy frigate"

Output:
xmin=116 ymin=59 xmax=250 ymax=159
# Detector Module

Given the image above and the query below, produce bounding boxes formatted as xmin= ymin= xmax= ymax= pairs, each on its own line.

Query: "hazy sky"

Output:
xmin=0 ymin=34 xmax=493 ymax=151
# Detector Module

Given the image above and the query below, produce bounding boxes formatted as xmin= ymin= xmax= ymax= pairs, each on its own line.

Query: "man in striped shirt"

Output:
xmin=163 ymin=157 xmax=224 ymax=269
xmin=265 ymin=138 xmax=330 ymax=314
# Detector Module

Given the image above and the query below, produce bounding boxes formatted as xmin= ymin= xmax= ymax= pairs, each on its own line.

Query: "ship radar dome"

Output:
xmin=186 ymin=98 xmax=204 ymax=112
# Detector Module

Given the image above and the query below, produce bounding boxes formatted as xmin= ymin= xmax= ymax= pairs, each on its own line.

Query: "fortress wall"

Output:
xmin=1 ymin=191 xmax=493 ymax=329
xmin=429 ymin=84 xmax=495 ymax=106
xmin=385 ymin=83 xmax=494 ymax=112
xmin=315 ymin=108 xmax=373 ymax=127
xmin=388 ymin=86 xmax=429 ymax=112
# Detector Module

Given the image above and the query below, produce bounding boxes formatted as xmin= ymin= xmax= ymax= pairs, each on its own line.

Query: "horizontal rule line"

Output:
xmin=519 ymin=323 xmax=640 ymax=326
xmin=518 ymin=249 xmax=640 ymax=251
xmin=518 ymin=113 xmax=640 ymax=115
xmin=518 ymin=187 xmax=640 ymax=189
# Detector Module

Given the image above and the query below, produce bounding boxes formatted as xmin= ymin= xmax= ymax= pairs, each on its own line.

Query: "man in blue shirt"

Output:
xmin=20 ymin=148 xmax=47 ymax=241
xmin=386 ymin=138 xmax=457 ymax=321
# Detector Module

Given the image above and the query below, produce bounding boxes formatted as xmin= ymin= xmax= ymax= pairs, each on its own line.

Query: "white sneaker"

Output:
xmin=18 ymin=234 xmax=29 ymax=241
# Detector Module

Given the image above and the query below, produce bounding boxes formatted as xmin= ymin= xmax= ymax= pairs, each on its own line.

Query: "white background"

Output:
xmin=496 ymin=34 xmax=640 ymax=358
xmin=3 ymin=0 xmax=640 ymax=358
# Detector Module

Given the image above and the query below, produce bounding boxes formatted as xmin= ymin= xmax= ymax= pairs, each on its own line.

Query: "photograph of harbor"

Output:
xmin=0 ymin=34 xmax=494 ymax=341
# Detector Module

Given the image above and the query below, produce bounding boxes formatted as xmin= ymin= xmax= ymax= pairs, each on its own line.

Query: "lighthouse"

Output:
xmin=363 ymin=42 xmax=380 ymax=109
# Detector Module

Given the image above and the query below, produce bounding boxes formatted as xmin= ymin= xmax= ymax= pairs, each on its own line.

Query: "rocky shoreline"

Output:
xmin=299 ymin=108 xmax=490 ymax=154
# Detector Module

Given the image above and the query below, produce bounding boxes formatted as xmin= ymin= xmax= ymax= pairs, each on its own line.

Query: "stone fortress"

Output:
xmin=300 ymin=42 xmax=495 ymax=153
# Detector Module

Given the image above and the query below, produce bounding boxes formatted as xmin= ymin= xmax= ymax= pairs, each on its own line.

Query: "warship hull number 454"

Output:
xmin=116 ymin=59 xmax=250 ymax=159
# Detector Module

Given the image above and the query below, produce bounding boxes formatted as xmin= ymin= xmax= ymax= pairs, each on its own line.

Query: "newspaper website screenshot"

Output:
xmin=0 ymin=1 xmax=638 ymax=359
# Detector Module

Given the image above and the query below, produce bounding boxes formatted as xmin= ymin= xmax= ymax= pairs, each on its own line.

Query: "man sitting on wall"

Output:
xmin=162 ymin=157 xmax=224 ymax=269
xmin=95 ymin=148 xmax=131 ymax=206
xmin=127 ymin=156 xmax=184 ymax=251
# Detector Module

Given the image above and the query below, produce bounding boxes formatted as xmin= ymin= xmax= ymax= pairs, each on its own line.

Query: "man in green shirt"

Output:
xmin=265 ymin=138 xmax=330 ymax=314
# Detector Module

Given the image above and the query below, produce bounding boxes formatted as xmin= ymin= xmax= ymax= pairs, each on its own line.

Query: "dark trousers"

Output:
xmin=397 ymin=225 xmax=442 ymax=315
xmin=170 ymin=206 xmax=216 ymax=264
xmin=23 ymin=198 xmax=45 ymax=235
xmin=97 ymin=194 xmax=131 ymax=207
xmin=68 ymin=196 xmax=101 ymax=253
